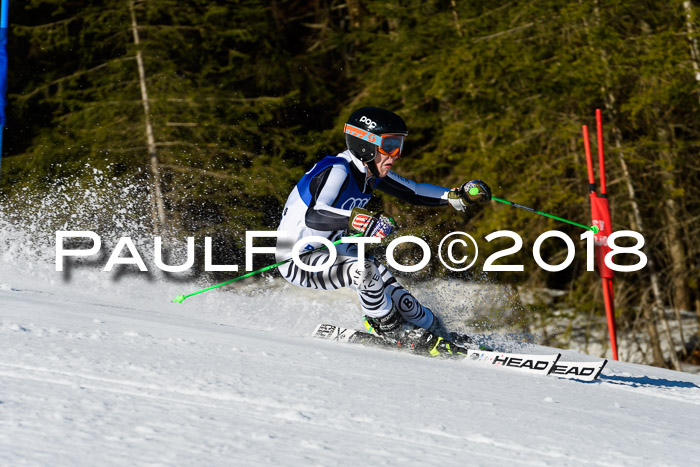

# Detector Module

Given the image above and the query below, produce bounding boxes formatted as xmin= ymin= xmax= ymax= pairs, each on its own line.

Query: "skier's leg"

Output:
xmin=374 ymin=262 xmax=435 ymax=330
xmin=277 ymin=244 xmax=391 ymax=318
xmin=278 ymin=249 xmax=357 ymax=291
xmin=277 ymin=246 xmax=481 ymax=353
xmin=348 ymin=257 xmax=393 ymax=318
xmin=372 ymin=262 xmax=484 ymax=351
xmin=352 ymin=260 xmax=448 ymax=354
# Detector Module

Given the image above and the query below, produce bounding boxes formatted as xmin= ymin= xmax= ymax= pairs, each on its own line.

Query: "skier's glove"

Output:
xmin=349 ymin=207 xmax=396 ymax=239
xmin=447 ymin=180 xmax=492 ymax=212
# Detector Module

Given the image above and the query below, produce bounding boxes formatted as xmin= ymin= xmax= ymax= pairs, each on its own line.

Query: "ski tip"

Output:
xmin=546 ymin=353 xmax=562 ymax=375
xmin=594 ymin=359 xmax=609 ymax=380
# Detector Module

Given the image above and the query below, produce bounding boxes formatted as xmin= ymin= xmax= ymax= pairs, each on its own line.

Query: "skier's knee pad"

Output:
xmin=352 ymin=260 xmax=392 ymax=317
xmin=350 ymin=260 xmax=383 ymax=292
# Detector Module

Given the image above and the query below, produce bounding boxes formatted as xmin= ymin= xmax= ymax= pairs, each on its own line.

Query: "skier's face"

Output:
xmin=373 ymin=150 xmax=396 ymax=177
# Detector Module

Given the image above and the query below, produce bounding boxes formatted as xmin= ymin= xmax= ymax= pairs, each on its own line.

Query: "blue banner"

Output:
xmin=0 ymin=26 xmax=7 ymax=128
xmin=0 ymin=0 xmax=8 ymax=170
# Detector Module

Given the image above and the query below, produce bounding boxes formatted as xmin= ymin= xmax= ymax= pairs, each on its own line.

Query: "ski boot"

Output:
xmin=363 ymin=307 xmax=464 ymax=357
xmin=426 ymin=315 xmax=494 ymax=352
xmin=443 ymin=331 xmax=493 ymax=352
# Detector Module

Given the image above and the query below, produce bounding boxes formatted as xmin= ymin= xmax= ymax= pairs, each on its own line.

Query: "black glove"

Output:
xmin=447 ymin=180 xmax=492 ymax=212
xmin=349 ymin=208 xmax=396 ymax=239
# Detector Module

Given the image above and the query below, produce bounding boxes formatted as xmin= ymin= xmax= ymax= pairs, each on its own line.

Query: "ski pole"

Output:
xmin=488 ymin=194 xmax=599 ymax=233
xmin=172 ymin=233 xmax=363 ymax=303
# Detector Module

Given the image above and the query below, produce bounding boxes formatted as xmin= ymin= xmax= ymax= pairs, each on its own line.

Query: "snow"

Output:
xmin=2 ymin=262 xmax=700 ymax=466
xmin=1 ymin=183 xmax=700 ymax=465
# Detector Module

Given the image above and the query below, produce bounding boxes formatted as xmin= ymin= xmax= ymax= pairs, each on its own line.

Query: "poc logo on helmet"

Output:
xmin=359 ymin=115 xmax=377 ymax=130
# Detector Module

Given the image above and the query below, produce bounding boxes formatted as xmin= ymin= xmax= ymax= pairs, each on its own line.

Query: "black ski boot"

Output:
xmin=363 ymin=307 xmax=461 ymax=357
xmin=426 ymin=316 xmax=494 ymax=352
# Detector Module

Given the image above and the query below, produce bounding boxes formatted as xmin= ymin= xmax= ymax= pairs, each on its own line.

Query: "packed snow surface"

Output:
xmin=2 ymin=260 xmax=700 ymax=465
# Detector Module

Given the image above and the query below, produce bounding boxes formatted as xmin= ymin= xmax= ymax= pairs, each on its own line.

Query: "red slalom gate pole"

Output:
xmin=596 ymin=109 xmax=607 ymax=194
xmin=582 ymin=110 xmax=618 ymax=360
xmin=582 ymin=123 xmax=596 ymax=188
xmin=596 ymin=109 xmax=618 ymax=361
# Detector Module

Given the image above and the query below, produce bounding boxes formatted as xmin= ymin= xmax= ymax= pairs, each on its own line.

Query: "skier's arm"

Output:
xmin=304 ymin=165 xmax=352 ymax=231
xmin=375 ymin=171 xmax=449 ymax=207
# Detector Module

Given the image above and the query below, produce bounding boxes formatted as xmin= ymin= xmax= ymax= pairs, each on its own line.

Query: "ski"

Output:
xmin=550 ymin=359 xmax=608 ymax=382
xmin=312 ymin=323 xmax=607 ymax=381
xmin=463 ymin=348 xmax=561 ymax=376
xmin=312 ymin=323 xmax=362 ymax=344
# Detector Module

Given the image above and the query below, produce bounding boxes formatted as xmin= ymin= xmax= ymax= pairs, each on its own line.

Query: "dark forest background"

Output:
xmin=1 ymin=0 xmax=699 ymax=369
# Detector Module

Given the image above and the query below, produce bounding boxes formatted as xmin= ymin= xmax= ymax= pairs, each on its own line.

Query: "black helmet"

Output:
xmin=344 ymin=107 xmax=408 ymax=162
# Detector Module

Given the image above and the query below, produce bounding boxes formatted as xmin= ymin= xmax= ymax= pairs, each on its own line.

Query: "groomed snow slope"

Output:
xmin=1 ymin=262 xmax=700 ymax=467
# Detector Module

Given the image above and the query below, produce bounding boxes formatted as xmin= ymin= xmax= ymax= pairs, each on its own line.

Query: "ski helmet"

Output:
xmin=344 ymin=107 xmax=408 ymax=163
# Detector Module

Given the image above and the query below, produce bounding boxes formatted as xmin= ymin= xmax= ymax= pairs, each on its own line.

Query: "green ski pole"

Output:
xmin=172 ymin=233 xmax=363 ymax=303
xmin=483 ymin=191 xmax=599 ymax=234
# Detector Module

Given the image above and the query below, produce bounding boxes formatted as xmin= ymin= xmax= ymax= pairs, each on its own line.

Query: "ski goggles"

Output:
xmin=344 ymin=123 xmax=406 ymax=159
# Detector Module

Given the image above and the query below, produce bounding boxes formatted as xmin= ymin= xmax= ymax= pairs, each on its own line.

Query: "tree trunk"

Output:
xmin=683 ymin=1 xmax=700 ymax=94
xmin=602 ymin=103 xmax=681 ymax=370
xmin=346 ymin=0 xmax=362 ymax=29
xmin=450 ymin=0 xmax=464 ymax=38
xmin=641 ymin=289 xmax=666 ymax=365
xmin=683 ymin=0 xmax=700 ymax=327
xmin=657 ymin=125 xmax=691 ymax=354
xmin=130 ymin=1 xmax=167 ymax=236
xmin=587 ymin=1 xmax=681 ymax=369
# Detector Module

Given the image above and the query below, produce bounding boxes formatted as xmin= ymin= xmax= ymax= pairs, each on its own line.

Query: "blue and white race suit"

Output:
xmin=276 ymin=150 xmax=451 ymax=328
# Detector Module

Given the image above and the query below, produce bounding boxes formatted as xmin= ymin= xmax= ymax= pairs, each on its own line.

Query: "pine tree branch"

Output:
xmin=161 ymin=163 xmax=242 ymax=183
xmin=164 ymin=96 xmax=287 ymax=103
xmin=472 ymin=22 xmax=535 ymax=43
xmin=15 ymin=57 xmax=136 ymax=102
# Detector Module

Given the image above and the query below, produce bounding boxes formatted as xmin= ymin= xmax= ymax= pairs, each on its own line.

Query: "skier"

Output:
xmin=276 ymin=107 xmax=491 ymax=356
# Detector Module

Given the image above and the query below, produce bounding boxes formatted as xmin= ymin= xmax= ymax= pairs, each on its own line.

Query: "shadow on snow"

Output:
xmin=599 ymin=374 xmax=699 ymax=390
